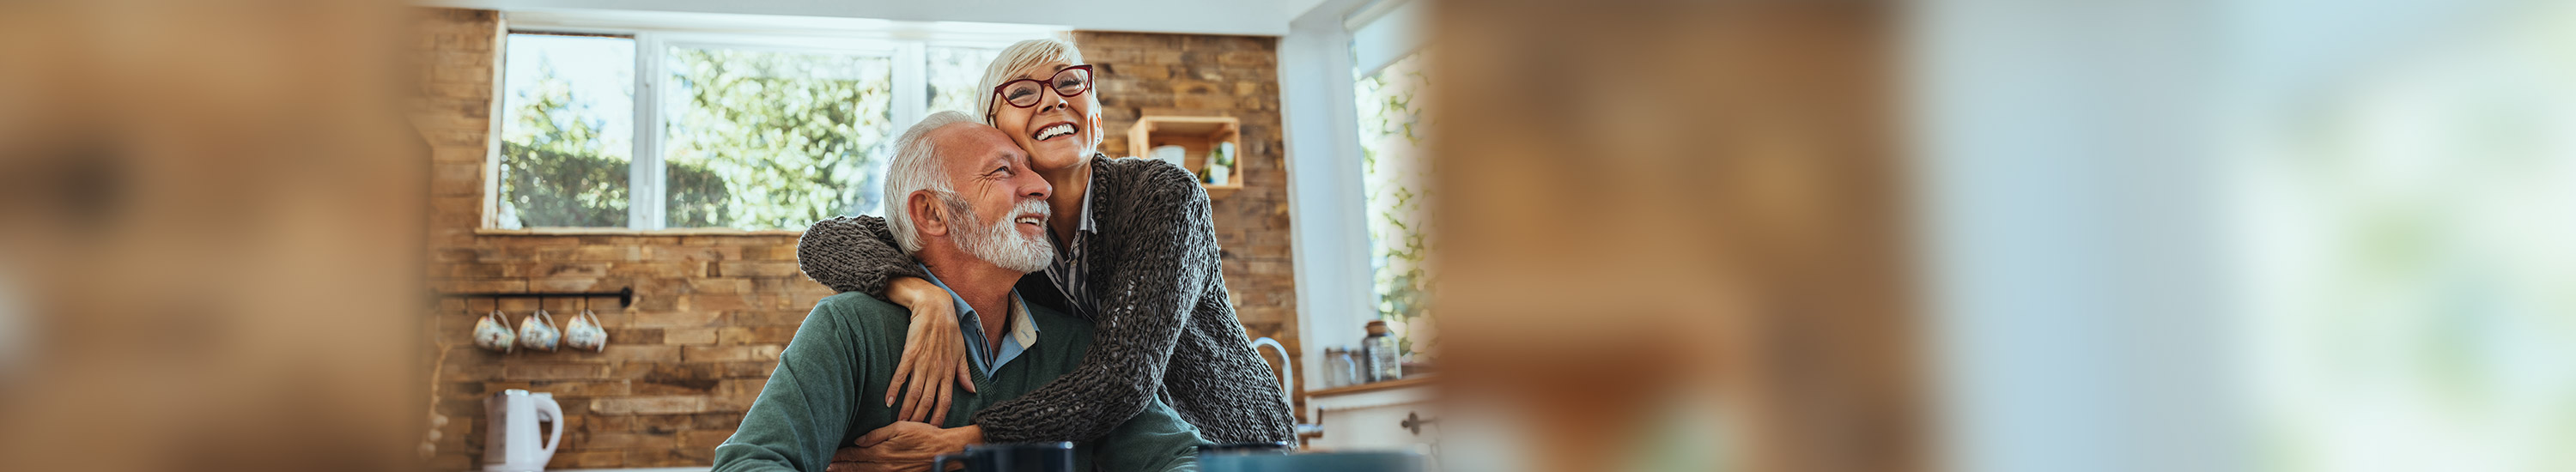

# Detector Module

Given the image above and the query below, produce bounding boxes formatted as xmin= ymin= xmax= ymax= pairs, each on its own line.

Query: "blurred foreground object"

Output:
xmin=1908 ymin=0 xmax=2576 ymax=471
xmin=0 ymin=1 xmax=425 ymax=471
xmin=1428 ymin=0 xmax=1927 ymax=471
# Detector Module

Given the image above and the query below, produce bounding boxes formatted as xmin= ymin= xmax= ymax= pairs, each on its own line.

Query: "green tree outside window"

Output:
xmin=661 ymin=48 xmax=894 ymax=229
xmin=1358 ymin=52 xmax=1433 ymax=356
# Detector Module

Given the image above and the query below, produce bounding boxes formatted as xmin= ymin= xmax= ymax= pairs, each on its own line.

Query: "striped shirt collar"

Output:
xmin=1075 ymin=156 xmax=1098 ymax=232
xmin=1042 ymin=161 xmax=1102 ymax=318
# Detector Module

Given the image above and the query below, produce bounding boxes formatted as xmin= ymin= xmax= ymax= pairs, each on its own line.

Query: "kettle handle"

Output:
xmin=534 ymin=394 xmax=563 ymax=457
xmin=1249 ymin=337 xmax=1293 ymax=404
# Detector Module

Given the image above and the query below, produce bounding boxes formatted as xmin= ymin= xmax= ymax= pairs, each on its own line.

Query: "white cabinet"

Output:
xmin=1303 ymin=377 xmax=1437 ymax=452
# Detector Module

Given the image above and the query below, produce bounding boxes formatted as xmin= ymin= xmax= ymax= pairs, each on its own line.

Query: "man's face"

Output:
xmin=927 ymin=124 xmax=1054 ymax=271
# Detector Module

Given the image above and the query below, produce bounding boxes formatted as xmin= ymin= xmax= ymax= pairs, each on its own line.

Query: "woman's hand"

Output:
xmin=885 ymin=276 xmax=975 ymax=425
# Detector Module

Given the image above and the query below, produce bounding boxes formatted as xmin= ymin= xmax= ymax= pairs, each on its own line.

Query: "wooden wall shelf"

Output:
xmin=1125 ymin=115 xmax=1243 ymax=198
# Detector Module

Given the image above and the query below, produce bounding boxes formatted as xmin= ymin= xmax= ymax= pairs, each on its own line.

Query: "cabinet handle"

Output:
xmin=1400 ymin=412 xmax=1437 ymax=435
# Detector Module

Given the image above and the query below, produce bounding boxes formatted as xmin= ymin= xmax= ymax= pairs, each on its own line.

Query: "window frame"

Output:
xmin=484 ymin=13 xmax=1054 ymax=234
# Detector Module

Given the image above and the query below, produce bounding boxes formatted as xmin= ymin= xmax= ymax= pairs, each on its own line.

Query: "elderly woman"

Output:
xmin=796 ymin=38 xmax=1297 ymax=445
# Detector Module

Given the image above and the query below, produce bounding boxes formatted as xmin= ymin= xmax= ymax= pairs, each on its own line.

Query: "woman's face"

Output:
xmin=989 ymin=60 xmax=1100 ymax=172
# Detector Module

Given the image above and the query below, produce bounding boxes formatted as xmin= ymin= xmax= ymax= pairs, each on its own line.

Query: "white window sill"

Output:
xmin=476 ymin=227 xmax=805 ymax=237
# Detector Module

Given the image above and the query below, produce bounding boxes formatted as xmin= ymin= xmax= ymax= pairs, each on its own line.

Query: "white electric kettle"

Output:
xmin=483 ymin=390 xmax=562 ymax=472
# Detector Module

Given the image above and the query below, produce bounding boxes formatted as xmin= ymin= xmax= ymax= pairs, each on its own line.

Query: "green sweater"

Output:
xmin=712 ymin=293 xmax=1206 ymax=472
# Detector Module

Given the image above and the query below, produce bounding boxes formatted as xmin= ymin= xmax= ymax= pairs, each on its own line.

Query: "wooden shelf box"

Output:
xmin=1125 ymin=115 xmax=1243 ymax=198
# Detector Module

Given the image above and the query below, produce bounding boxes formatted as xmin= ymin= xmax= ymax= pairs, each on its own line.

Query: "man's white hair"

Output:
xmin=976 ymin=38 xmax=1104 ymax=151
xmin=884 ymin=111 xmax=981 ymax=254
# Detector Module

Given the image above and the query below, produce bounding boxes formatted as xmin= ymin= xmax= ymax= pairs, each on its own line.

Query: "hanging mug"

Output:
xmin=563 ymin=309 xmax=607 ymax=352
xmin=519 ymin=310 xmax=560 ymax=352
xmin=473 ymin=311 xmax=516 ymax=353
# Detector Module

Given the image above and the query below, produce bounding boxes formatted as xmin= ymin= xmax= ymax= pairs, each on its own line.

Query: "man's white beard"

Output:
xmin=953 ymin=198 xmax=1054 ymax=273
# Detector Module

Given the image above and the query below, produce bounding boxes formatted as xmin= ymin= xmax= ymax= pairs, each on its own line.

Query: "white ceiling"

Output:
xmin=422 ymin=0 xmax=1342 ymax=36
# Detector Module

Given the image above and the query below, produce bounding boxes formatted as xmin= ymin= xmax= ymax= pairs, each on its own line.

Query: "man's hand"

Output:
xmin=885 ymin=276 xmax=975 ymax=425
xmin=826 ymin=422 xmax=982 ymax=472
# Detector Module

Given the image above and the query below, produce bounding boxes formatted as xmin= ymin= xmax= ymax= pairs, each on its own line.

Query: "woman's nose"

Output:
xmin=1040 ymin=91 xmax=1070 ymax=112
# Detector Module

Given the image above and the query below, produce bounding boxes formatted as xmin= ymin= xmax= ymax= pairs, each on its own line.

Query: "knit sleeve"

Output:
xmin=795 ymin=215 xmax=929 ymax=297
xmin=969 ymin=163 xmax=1215 ymax=444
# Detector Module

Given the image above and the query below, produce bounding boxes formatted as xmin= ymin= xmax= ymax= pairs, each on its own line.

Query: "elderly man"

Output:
xmin=712 ymin=111 xmax=1207 ymax=472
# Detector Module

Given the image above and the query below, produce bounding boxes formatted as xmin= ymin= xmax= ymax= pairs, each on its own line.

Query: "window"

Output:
xmin=494 ymin=27 xmax=1012 ymax=231
xmin=496 ymin=33 xmax=635 ymax=228
xmin=1357 ymin=51 xmax=1432 ymax=355
xmin=659 ymin=46 xmax=892 ymax=229
xmin=2242 ymin=13 xmax=2576 ymax=469
xmin=927 ymin=46 xmax=1005 ymax=118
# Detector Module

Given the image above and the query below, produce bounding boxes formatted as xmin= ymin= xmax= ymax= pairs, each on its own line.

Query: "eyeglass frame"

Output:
xmin=988 ymin=64 xmax=1096 ymax=112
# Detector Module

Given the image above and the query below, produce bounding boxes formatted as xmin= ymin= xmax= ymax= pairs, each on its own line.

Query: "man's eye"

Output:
xmin=992 ymin=166 xmax=1010 ymax=176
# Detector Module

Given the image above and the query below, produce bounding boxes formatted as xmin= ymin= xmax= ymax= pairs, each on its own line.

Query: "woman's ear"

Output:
xmin=1086 ymin=106 xmax=1105 ymax=150
xmin=908 ymin=191 xmax=951 ymax=237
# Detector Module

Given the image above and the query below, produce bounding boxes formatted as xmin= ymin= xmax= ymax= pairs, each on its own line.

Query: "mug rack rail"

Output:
xmin=436 ymin=287 xmax=634 ymax=310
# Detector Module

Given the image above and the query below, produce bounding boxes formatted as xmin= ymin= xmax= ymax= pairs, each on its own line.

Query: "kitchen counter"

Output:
xmin=1303 ymin=375 xmax=1437 ymax=451
xmin=1304 ymin=375 xmax=1436 ymax=397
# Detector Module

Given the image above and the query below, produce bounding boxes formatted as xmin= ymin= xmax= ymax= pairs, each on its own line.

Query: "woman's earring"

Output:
xmin=472 ymin=311 xmax=516 ymax=354
xmin=519 ymin=309 xmax=560 ymax=352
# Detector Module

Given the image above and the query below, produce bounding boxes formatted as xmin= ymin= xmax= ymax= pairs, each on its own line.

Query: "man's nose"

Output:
xmin=1018 ymin=168 xmax=1052 ymax=202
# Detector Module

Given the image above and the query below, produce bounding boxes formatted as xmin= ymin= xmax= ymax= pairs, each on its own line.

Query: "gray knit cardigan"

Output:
xmin=794 ymin=156 xmax=1297 ymax=445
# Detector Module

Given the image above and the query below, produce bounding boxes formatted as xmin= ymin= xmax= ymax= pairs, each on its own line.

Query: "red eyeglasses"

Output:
xmin=991 ymin=64 xmax=1094 ymax=109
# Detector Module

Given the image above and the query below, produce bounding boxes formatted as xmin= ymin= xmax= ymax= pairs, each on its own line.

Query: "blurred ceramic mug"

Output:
xmin=472 ymin=311 xmax=515 ymax=353
xmin=518 ymin=310 xmax=559 ymax=352
xmin=562 ymin=309 xmax=607 ymax=352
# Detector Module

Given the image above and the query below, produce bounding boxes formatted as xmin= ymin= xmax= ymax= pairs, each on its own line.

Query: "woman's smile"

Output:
xmin=1030 ymin=121 xmax=1079 ymax=142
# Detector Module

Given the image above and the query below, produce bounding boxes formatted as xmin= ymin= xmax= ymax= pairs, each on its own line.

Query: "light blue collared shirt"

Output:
xmin=916 ymin=264 xmax=1040 ymax=377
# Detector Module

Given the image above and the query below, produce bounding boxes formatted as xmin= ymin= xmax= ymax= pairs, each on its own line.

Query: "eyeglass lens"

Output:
xmin=1004 ymin=67 xmax=1091 ymax=107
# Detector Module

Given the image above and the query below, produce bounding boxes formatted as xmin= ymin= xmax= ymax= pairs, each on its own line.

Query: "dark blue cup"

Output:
xmin=1197 ymin=450 xmax=1424 ymax=472
xmin=931 ymin=442 xmax=1073 ymax=472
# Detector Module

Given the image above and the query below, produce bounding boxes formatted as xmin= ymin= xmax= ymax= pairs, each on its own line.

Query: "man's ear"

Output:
xmin=907 ymin=191 xmax=951 ymax=237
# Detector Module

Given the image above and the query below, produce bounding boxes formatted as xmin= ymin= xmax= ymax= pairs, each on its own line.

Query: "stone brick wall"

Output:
xmin=414 ymin=9 xmax=828 ymax=469
xmin=1073 ymin=31 xmax=1303 ymax=381
xmin=412 ymin=10 xmax=1303 ymax=470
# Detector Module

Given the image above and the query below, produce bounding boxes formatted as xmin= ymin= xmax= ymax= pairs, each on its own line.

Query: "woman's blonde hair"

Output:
xmin=976 ymin=39 xmax=1103 ymax=150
